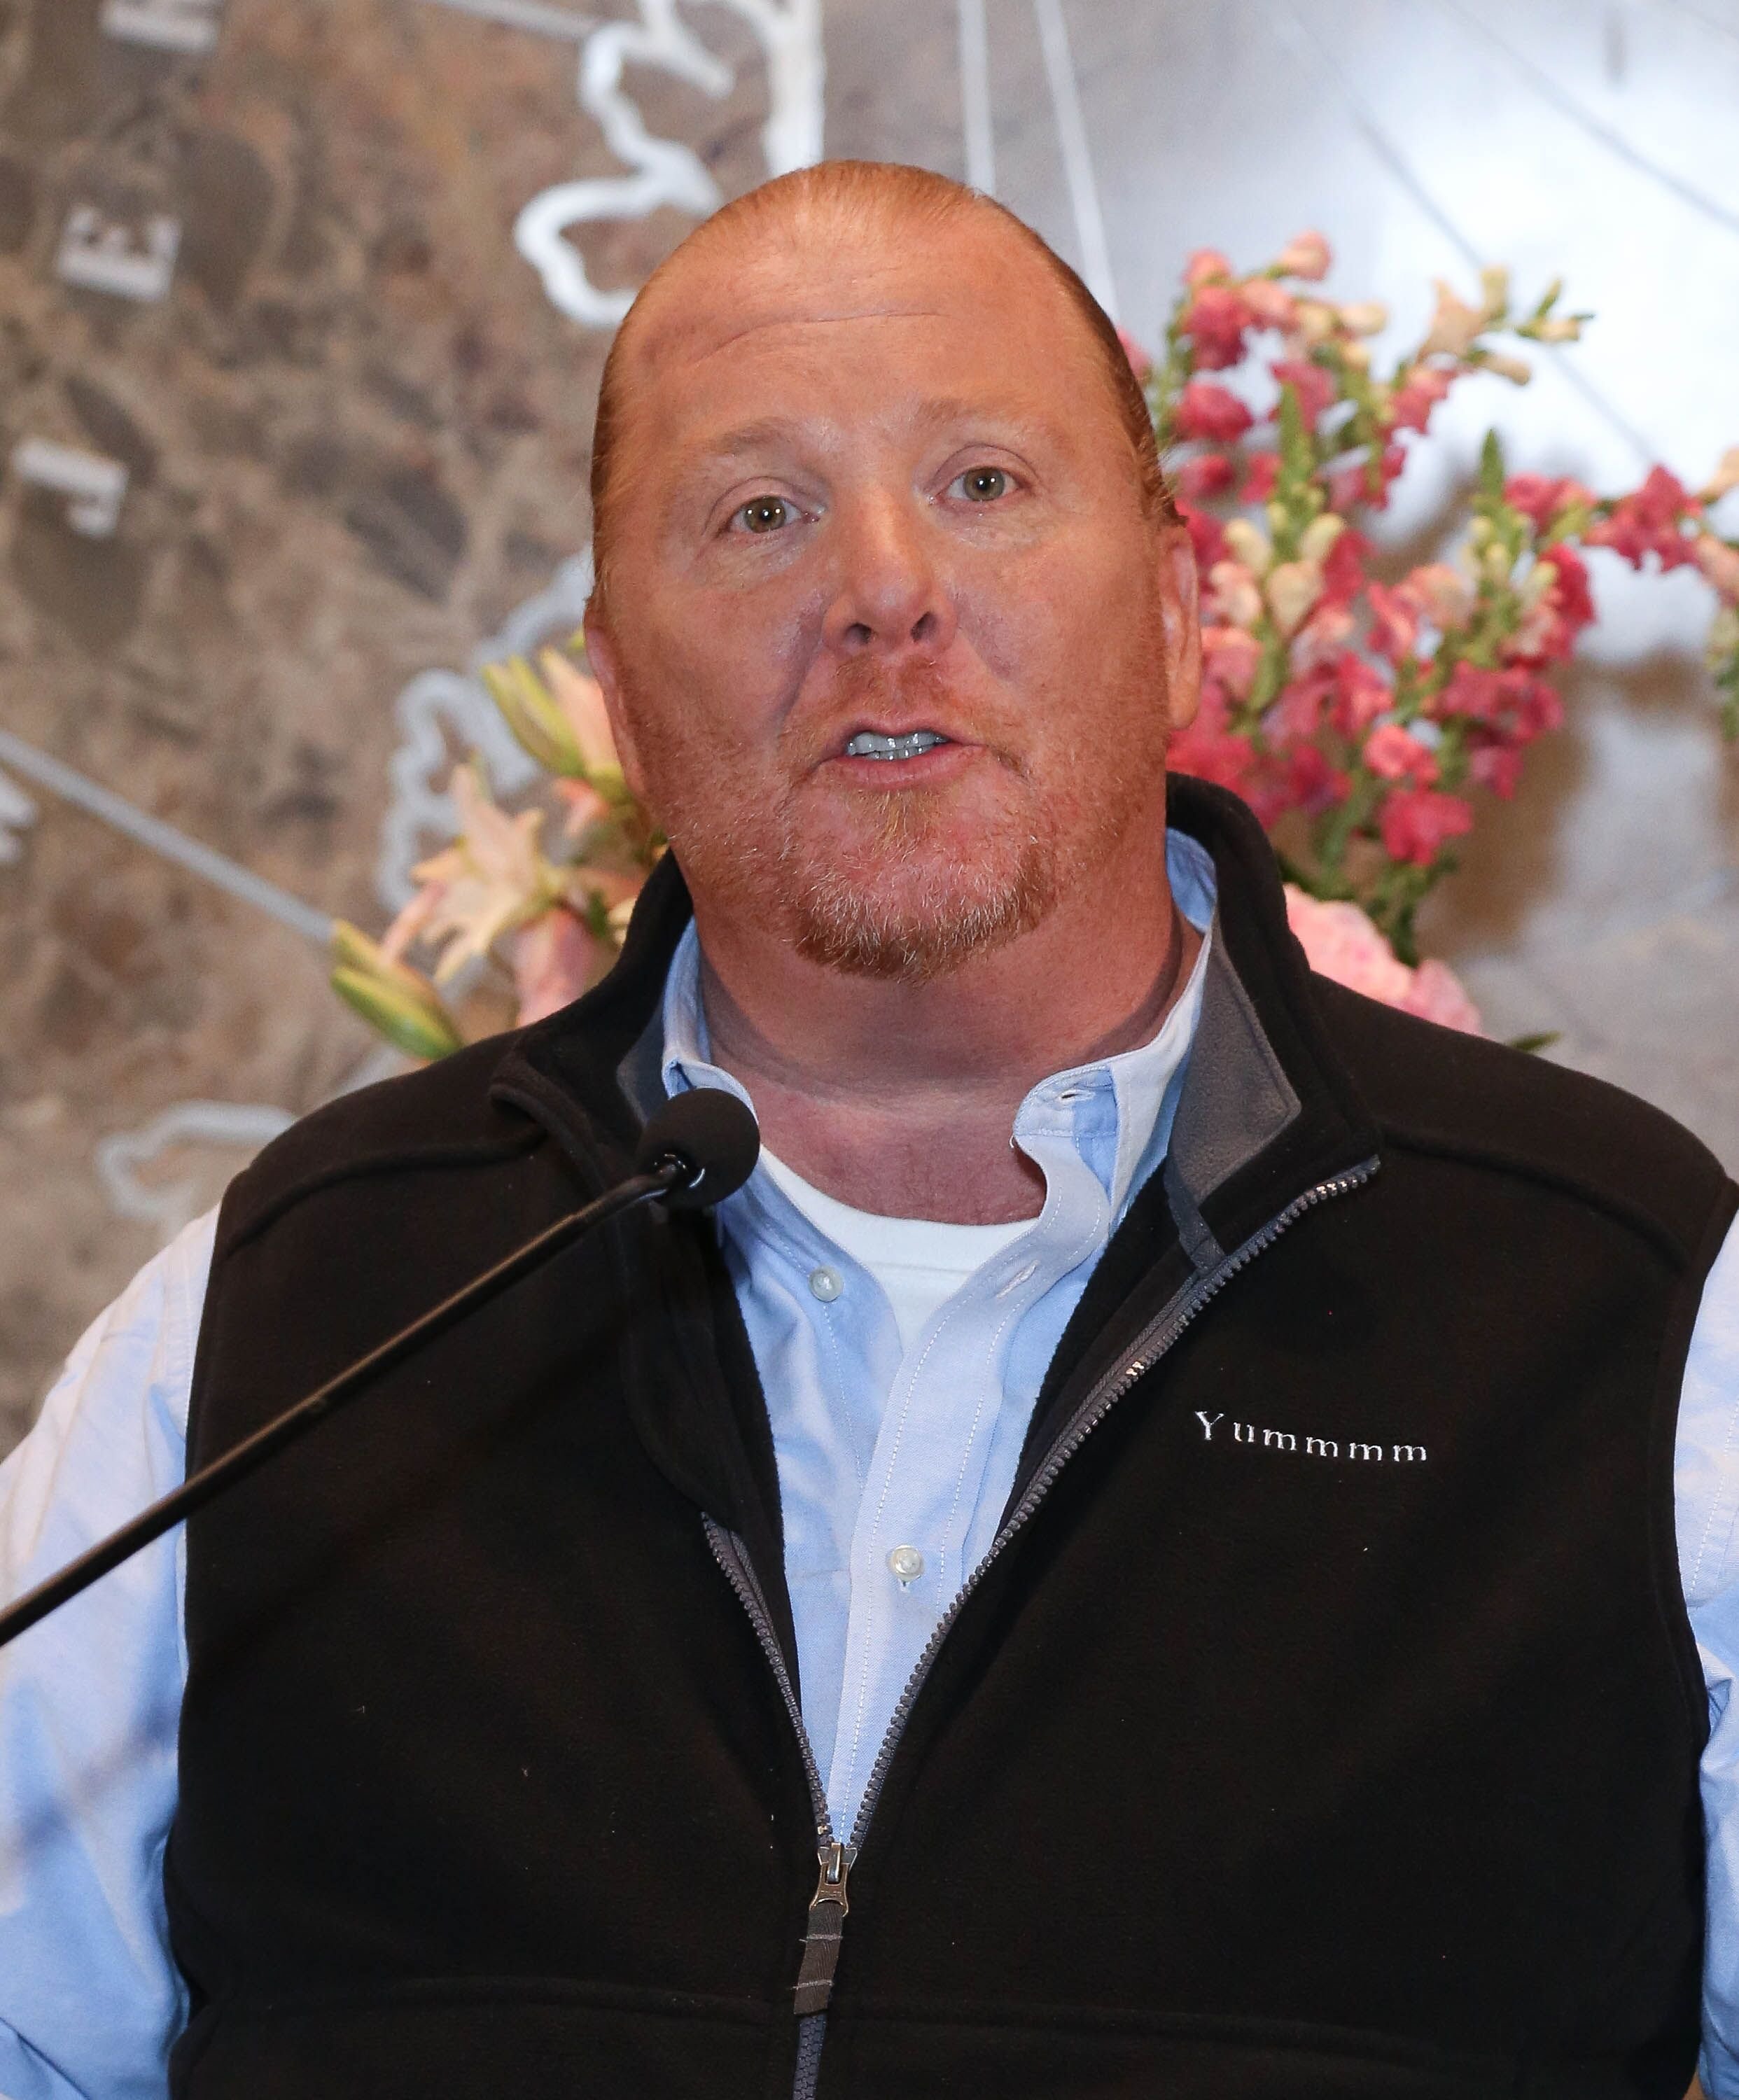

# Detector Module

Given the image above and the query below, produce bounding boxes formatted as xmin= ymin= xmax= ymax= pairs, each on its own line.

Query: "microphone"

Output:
xmin=0 ymin=1089 xmax=760 ymax=1654
xmin=636 ymin=1086 xmax=762 ymax=1210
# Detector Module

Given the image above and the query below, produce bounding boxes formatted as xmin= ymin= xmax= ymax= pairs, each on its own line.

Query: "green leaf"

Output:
xmin=329 ymin=918 xmax=442 ymax=1003
xmin=331 ymin=966 xmax=465 ymax=1062
xmin=1276 ymin=382 xmax=1311 ymax=482
xmin=1244 ymin=631 xmax=1290 ymax=719
xmin=1717 ymin=655 xmax=1739 ymax=740
xmin=1478 ymin=428 xmax=1507 ymax=504
xmin=1506 ymin=1030 xmax=1561 ymax=1056
xmin=481 ymin=657 xmax=587 ymax=777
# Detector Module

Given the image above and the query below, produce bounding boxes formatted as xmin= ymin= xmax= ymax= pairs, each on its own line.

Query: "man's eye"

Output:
xmin=952 ymin=465 xmax=1010 ymax=503
xmin=734 ymin=496 xmax=795 ymax=534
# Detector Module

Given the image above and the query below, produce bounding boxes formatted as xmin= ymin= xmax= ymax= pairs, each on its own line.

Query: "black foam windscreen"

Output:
xmin=635 ymin=1088 xmax=761 ymax=1210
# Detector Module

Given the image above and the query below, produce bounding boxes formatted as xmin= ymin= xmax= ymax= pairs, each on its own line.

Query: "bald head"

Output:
xmin=574 ymin=153 xmax=1201 ymax=1006
xmin=587 ymin=161 xmax=1172 ymax=609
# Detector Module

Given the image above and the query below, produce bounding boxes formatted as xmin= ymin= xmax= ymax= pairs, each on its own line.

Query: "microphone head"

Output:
xmin=635 ymin=1088 xmax=761 ymax=1210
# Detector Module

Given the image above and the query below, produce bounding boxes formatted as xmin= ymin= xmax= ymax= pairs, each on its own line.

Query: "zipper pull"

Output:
xmin=792 ymin=1840 xmax=855 ymax=2016
xmin=812 ymin=1840 xmax=851 ymax=1916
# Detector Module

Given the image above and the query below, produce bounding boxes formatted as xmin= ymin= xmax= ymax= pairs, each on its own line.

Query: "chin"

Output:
xmin=784 ymin=834 xmax=1059 ymax=982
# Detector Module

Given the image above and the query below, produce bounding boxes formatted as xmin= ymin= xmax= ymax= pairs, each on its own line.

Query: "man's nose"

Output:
xmin=821 ymin=493 xmax=958 ymax=662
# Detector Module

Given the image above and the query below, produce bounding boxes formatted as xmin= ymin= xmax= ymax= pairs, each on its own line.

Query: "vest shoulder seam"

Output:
xmin=1378 ymin=1124 xmax=1734 ymax=1269
xmin=217 ymin=1125 xmax=548 ymax=1260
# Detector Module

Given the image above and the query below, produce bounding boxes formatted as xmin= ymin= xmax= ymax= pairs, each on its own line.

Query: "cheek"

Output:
xmin=965 ymin=539 xmax=1155 ymax=721
xmin=630 ymin=600 xmax=799 ymax=766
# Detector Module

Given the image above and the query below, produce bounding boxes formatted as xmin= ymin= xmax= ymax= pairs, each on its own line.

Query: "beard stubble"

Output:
xmin=620 ymin=622 xmax=1170 ymax=984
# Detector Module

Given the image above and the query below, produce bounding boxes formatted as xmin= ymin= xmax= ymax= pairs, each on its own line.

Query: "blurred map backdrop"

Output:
xmin=1 ymin=0 xmax=1735 ymax=1452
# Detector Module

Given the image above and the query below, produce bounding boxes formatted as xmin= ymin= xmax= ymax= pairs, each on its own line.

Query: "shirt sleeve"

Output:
xmin=1675 ymin=1213 xmax=1739 ymax=2098
xmin=0 ymin=1210 xmax=214 ymax=2100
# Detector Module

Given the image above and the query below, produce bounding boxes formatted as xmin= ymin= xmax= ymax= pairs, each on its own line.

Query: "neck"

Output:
xmin=690 ymin=821 xmax=1201 ymax=1224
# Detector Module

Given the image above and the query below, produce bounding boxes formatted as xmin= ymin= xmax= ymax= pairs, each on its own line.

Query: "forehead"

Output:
xmin=620 ymin=210 xmax=1114 ymax=451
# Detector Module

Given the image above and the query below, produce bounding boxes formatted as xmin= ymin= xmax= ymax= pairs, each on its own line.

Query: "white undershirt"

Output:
xmin=757 ymin=1147 xmax=1033 ymax=1357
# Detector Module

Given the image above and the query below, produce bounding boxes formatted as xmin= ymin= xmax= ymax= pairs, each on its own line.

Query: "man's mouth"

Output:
xmin=841 ymin=729 xmax=951 ymax=762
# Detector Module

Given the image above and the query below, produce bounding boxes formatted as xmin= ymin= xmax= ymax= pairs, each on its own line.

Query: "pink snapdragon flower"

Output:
xmin=1292 ymin=603 xmax=1356 ymax=673
xmin=1434 ymin=663 xmax=1563 ymax=742
xmin=1285 ymin=888 xmax=1411 ymax=1003
xmin=1586 ymin=466 xmax=1698 ymax=570
xmin=1420 ymin=279 xmax=1490 ymax=359
xmin=1378 ymin=786 xmax=1475 ymax=866
xmin=1181 ymin=285 xmax=1257 ymax=370
xmin=1177 ymin=452 xmax=1238 ymax=500
xmin=1201 ymin=624 xmax=1264 ymax=704
xmin=1265 ymin=559 xmax=1325 ymax=637
xmin=1271 ymin=356 xmax=1336 ymax=428
xmin=1318 ymin=526 xmax=1369 ymax=610
xmin=1283 ymin=887 xmax=1482 ymax=1034
xmin=1467 ymin=740 xmax=1524 ymax=799
xmin=1504 ymin=474 xmax=1595 ymax=533
xmin=1363 ymin=722 xmax=1439 ymax=784
xmin=1386 ymin=364 xmax=1454 ymax=435
xmin=1275 ymin=231 xmax=1332 ymax=281
xmin=1184 ymin=248 xmax=1234 ymax=289
xmin=1173 ymin=380 xmax=1255 ymax=444
xmin=1206 ymin=560 xmax=1264 ymax=631
xmin=1241 ymin=451 xmax=1280 ymax=503
xmin=1406 ymin=960 xmax=1484 ymax=1032
xmin=1280 ymin=743 xmax=1348 ymax=818
xmin=1242 ymin=278 xmax=1298 ymax=330
xmin=1367 ymin=582 xmax=1420 ymax=661
xmin=1505 ymin=547 xmax=1596 ymax=666
xmin=1269 ymin=664 xmax=1336 ymax=743
xmin=1178 ymin=499 xmax=1229 ymax=571
xmin=1327 ymin=444 xmax=1406 ymax=514
xmin=1331 ymin=653 xmax=1391 ymax=738
xmin=1167 ymin=682 xmax=1255 ymax=799
xmin=1399 ymin=563 xmax=1476 ymax=633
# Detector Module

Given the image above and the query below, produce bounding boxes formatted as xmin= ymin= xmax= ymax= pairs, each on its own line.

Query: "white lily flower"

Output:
xmin=412 ymin=766 xmax=560 ymax=982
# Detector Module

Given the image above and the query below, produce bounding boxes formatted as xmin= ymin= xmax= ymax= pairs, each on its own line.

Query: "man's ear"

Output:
xmin=582 ymin=598 xmax=650 ymax=804
xmin=1156 ymin=522 xmax=1201 ymax=732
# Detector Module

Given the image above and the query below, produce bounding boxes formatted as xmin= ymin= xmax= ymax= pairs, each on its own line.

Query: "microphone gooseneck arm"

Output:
xmin=0 ymin=1088 xmax=761 ymax=1656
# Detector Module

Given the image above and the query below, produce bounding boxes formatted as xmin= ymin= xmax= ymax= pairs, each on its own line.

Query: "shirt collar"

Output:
xmin=659 ymin=828 xmax=1218 ymax=1217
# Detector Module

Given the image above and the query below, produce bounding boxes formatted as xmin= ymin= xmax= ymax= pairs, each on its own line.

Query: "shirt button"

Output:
xmin=808 ymin=1266 xmax=843 ymax=1303
xmin=887 ymin=1545 xmax=925 ymax=1586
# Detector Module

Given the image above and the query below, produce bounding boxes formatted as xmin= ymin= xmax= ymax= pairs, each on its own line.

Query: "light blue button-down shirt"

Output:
xmin=4 ymin=832 xmax=1739 ymax=2094
xmin=659 ymin=831 xmax=1216 ymax=1837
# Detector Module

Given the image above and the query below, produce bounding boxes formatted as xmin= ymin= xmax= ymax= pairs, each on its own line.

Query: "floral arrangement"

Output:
xmin=331 ymin=234 xmax=1739 ymax=1059
xmin=1133 ymin=230 xmax=1739 ymax=1028
xmin=329 ymin=650 xmax=657 ymax=1059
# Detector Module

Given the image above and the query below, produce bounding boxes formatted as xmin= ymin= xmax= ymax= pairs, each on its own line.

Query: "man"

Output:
xmin=4 ymin=161 xmax=1739 ymax=2099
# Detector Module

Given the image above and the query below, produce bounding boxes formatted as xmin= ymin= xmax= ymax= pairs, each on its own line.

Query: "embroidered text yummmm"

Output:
xmin=1194 ymin=1413 xmax=1427 ymax=1464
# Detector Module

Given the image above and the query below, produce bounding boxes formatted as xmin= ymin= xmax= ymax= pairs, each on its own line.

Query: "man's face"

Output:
xmin=585 ymin=207 xmax=1198 ymax=981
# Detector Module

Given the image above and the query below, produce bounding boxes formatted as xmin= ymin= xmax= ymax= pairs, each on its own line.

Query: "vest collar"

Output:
xmin=1163 ymin=774 xmax=1382 ymax=1260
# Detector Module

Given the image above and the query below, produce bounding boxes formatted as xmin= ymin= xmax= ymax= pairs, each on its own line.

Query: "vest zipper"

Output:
xmin=703 ymin=1520 xmax=845 ymax=2094
xmin=708 ymin=1156 xmax=1379 ymax=2100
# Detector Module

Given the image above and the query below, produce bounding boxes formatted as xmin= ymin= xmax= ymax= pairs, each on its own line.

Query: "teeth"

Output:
xmin=844 ymin=729 xmax=949 ymax=761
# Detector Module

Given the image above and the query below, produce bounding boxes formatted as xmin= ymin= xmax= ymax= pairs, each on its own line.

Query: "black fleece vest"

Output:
xmin=167 ymin=779 xmax=1736 ymax=2100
